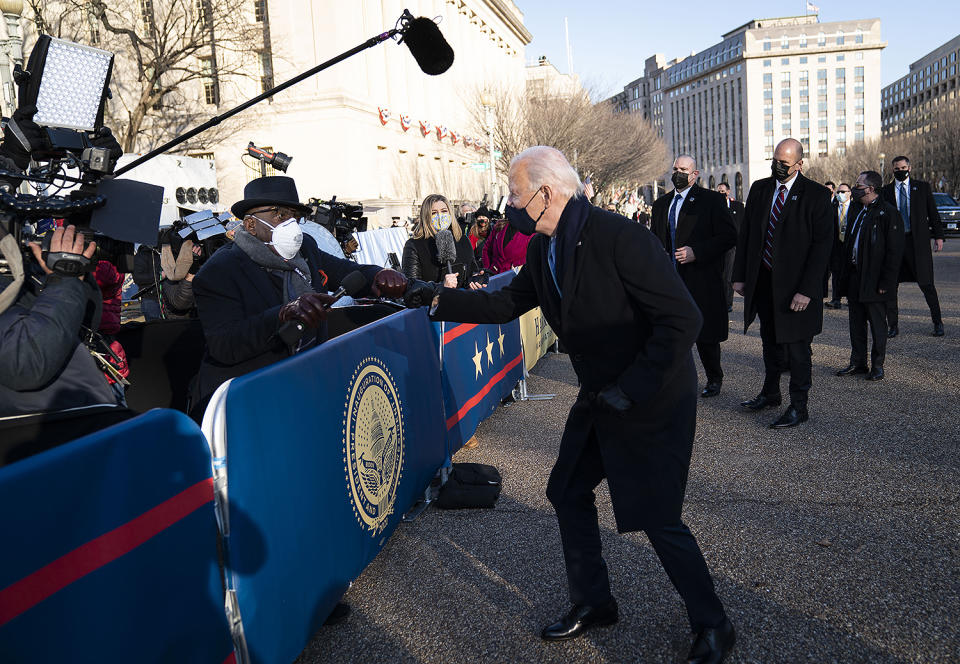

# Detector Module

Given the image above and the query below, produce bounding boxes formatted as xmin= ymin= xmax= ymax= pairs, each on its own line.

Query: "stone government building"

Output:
xmin=610 ymin=14 xmax=885 ymax=200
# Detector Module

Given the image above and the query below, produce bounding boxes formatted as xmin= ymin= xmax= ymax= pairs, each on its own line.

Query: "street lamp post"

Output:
xmin=480 ymin=92 xmax=496 ymax=202
xmin=879 ymin=152 xmax=886 ymax=183
xmin=0 ymin=0 xmax=24 ymax=119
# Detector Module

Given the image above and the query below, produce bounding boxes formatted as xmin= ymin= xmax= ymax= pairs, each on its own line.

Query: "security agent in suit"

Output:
xmin=835 ymin=171 xmax=904 ymax=381
xmin=825 ymin=183 xmax=852 ymax=308
xmin=732 ymin=138 xmax=834 ymax=429
xmin=191 ymin=177 xmax=407 ymax=419
xmin=651 ymin=156 xmax=737 ymax=398
xmin=882 ymin=156 xmax=946 ymax=337
xmin=404 ymin=147 xmax=734 ymax=664
xmin=716 ymin=182 xmax=744 ymax=311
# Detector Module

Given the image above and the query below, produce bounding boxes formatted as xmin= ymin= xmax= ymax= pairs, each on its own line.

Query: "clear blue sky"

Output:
xmin=516 ymin=0 xmax=959 ymax=96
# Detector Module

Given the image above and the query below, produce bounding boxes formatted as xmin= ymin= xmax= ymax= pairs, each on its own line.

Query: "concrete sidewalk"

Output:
xmin=297 ymin=246 xmax=960 ymax=663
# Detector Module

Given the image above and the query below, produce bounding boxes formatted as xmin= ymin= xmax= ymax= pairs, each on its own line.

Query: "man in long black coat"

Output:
xmin=882 ymin=156 xmax=946 ymax=337
xmin=716 ymin=182 xmax=744 ymax=311
xmin=404 ymin=147 xmax=734 ymax=664
xmin=835 ymin=171 xmax=904 ymax=381
xmin=732 ymin=138 xmax=834 ymax=429
xmin=651 ymin=156 xmax=737 ymax=398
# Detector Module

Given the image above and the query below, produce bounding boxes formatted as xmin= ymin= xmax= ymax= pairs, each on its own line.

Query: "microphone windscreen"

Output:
xmin=404 ymin=17 xmax=454 ymax=76
xmin=435 ymin=228 xmax=457 ymax=264
xmin=341 ymin=270 xmax=368 ymax=296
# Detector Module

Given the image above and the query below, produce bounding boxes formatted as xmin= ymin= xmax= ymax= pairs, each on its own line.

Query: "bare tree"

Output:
xmin=466 ymin=83 xmax=667 ymax=197
xmin=923 ymin=99 xmax=960 ymax=197
xmin=23 ymin=0 xmax=264 ymax=153
xmin=802 ymin=134 xmax=920 ymax=187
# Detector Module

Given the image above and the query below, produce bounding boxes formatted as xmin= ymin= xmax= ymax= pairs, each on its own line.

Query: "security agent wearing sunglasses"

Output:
xmin=189 ymin=176 xmax=408 ymax=418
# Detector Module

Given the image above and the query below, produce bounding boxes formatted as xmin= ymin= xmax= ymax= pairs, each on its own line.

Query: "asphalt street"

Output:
xmin=297 ymin=243 xmax=960 ymax=664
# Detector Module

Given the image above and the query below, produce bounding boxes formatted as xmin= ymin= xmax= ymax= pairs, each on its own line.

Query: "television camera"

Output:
xmin=307 ymin=196 xmax=368 ymax=249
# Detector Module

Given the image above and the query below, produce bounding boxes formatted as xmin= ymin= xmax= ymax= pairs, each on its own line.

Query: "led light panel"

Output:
xmin=34 ymin=38 xmax=113 ymax=131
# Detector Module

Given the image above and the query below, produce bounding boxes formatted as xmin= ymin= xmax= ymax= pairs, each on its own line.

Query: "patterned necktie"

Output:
xmin=668 ymin=193 xmax=682 ymax=264
xmin=762 ymin=185 xmax=787 ymax=269
xmin=899 ymin=182 xmax=911 ymax=233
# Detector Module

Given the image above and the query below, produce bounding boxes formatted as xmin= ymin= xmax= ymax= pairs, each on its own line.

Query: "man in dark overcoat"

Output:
xmin=835 ymin=171 xmax=904 ymax=381
xmin=716 ymin=182 xmax=744 ymax=311
xmin=825 ymin=183 xmax=852 ymax=309
xmin=404 ymin=147 xmax=734 ymax=664
xmin=651 ymin=155 xmax=737 ymax=397
xmin=191 ymin=176 xmax=407 ymax=420
xmin=881 ymin=156 xmax=946 ymax=337
xmin=732 ymin=138 xmax=834 ymax=429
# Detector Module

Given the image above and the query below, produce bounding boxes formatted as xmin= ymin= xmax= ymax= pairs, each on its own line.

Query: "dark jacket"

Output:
xmin=726 ymin=199 xmax=744 ymax=233
xmin=161 ymin=277 xmax=196 ymax=317
xmin=191 ymin=234 xmax=382 ymax=408
xmin=401 ymin=233 xmax=479 ymax=286
xmin=838 ymin=198 xmax=905 ymax=303
xmin=651 ymin=185 xmax=737 ymax=343
xmin=0 ymin=273 xmax=118 ymax=419
xmin=881 ymin=178 xmax=944 ymax=285
xmin=732 ymin=173 xmax=834 ymax=343
xmin=432 ymin=202 xmax=703 ymax=532
xmin=132 ymin=245 xmax=163 ymax=312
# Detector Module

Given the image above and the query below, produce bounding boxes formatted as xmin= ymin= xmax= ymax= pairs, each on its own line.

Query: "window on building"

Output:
xmin=836 ymin=30 xmax=844 ymax=45
xmin=259 ymin=50 xmax=274 ymax=93
xmin=254 ymin=0 xmax=266 ymax=21
xmin=855 ymin=29 xmax=864 ymax=44
xmin=800 ymin=33 xmax=808 ymax=48
xmin=781 ymin=58 xmax=790 ymax=65
xmin=200 ymin=56 xmax=218 ymax=105
xmin=764 ymin=73 xmax=773 ymax=84
xmin=818 ymin=56 xmax=827 ymax=63
xmin=818 ymin=31 xmax=826 ymax=46
xmin=763 ymin=59 xmax=771 ymax=67
xmin=764 ymin=39 xmax=771 ymax=51
xmin=139 ymin=0 xmax=156 ymax=34
xmin=799 ymin=56 xmax=808 ymax=64
xmin=837 ymin=54 xmax=845 ymax=62
xmin=781 ymin=35 xmax=789 ymax=50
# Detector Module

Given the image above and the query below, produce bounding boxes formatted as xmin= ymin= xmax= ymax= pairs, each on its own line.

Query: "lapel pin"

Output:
xmin=791 ymin=195 xmax=798 ymax=200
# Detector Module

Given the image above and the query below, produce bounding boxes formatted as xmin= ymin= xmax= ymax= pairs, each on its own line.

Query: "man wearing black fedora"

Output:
xmin=190 ymin=176 xmax=407 ymax=420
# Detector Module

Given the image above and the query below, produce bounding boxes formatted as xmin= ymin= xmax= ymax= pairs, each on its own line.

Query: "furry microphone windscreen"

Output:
xmin=403 ymin=17 xmax=454 ymax=76
xmin=435 ymin=228 xmax=457 ymax=265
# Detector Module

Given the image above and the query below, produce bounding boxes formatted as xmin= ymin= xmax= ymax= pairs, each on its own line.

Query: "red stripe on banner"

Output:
xmin=0 ymin=477 xmax=215 ymax=626
xmin=446 ymin=354 xmax=524 ymax=430
xmin=443 ymin=323 xmax=478 ymax=344
xmin=223 ymin=652 xmax=237 ymax=664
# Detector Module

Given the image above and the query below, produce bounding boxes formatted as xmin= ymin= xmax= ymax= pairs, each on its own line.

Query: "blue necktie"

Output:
xmin=899 ymin=182 xmax=911 ymax=233
xmin=668 ymin=194 xmax=682 ymax=265
xmin=548 ymin=236 xmax=562 ymax=296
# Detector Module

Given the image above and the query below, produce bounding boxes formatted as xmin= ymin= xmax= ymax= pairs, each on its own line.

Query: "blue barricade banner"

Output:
xmin=0 ymin=410 xmax=233 ymax=664
xmin=219 ymin=308 xmax=446 ymax=664
xmin=437 ymin=271 xmax=525 ymax=455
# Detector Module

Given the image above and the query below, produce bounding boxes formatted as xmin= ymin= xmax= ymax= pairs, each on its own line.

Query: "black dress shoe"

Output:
xmin=541 ymin=599 xmax=619 ymax=641
xmin=887 ymin=326 xmax=899 ymax=338
xmin=865 ymin=367 xmax=885 ymax=381
xmin=701 ymin=381 xmax=722 ymax=398
xmin=770 ymin=405 xmax=809 ymax=429
xmin=932 ymin=323 xmax=945 ymax=337
xmin=835 ymin=364 xmax=869 ymax=376
xmin=688 ymin=618 xmax=736 ymax=664
xmin=323 ymin=601 xmax=351 ymax=626
xmin=740 ymin=393 xmax=782 ymax=411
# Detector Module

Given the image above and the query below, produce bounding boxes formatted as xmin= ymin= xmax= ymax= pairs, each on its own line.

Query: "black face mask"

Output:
xmin=504 ymin=188 xmax=545 ymax=235
xmin=851 ymin=186 xmax=869 ymax=203
xmin=671 ymin=172 xmax=690 ymax=190
xmin=893 ymin=170 xmax=909 ymax=182
xmin=772 ymin=161 xmax=792 ymax=182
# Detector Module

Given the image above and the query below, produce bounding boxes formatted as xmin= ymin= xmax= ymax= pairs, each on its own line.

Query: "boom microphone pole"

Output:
xmin=114 ymin=10 xmax=453 ymax=177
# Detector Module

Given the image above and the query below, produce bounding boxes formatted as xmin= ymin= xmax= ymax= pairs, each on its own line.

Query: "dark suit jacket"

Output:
xmin=651 ymin=185 xmax=737 ymax=343
xmin=432 ymin=202 xmax=703 ymax=532
xmin=732 ymin=173 xmax=834 ymax=343
xmin=838 ymin=198 xmax=904 ymax=303
xmin=881 ymin=178 xmax=944 ymax=285
xmin=726 ymin=199 xmax=744 ymax=233
xmin=191 ymin=234 xmax=381 ymax=407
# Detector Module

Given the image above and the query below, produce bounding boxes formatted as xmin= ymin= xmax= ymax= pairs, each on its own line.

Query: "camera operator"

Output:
xmin=133 ymin=242 xmax=164 ymax=320
xmin=158 ymin=226 xmax=202 ymax=317
xmin=0 ymin=224 xmax=130 ymax=465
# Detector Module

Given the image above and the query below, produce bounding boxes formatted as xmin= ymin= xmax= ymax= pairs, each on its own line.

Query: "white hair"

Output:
xmin=510 ymin=146 xmax=584 ymax=198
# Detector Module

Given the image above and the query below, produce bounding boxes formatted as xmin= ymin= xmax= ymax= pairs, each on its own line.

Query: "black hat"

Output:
xmin=231 ymin=176 xmax=313 ymax=219
xmin=476 ymin=205 xmax=501 ymax=220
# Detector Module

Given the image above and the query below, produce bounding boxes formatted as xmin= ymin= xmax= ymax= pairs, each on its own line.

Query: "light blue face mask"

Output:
xmin=431 ymin=212 xmax=452 ymax=232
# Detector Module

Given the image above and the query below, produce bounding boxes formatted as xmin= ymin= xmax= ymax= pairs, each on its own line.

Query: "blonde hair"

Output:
xmin=412 ymin=193 xmax=463 ymax=241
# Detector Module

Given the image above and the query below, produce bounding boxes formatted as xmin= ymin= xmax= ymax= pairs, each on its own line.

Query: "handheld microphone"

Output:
xmin=435 ymin=228 xmax=457 ymax=275
xmin=400 ymin=12 xmax=454 ymax=76
xmin=278 ymin=270 xmax=368 ymax=346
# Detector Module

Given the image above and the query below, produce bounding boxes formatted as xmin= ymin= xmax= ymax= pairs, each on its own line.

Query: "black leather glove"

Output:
xmin=278 ymin=292 xmax=337 ymax=328
xmin=1 ymin=104 xmax=48 ymax=169
xmin=595 ymin=383 xmax=633 ymax=414
xmin=371 ymin=268 xmax=407 ymax=298
xmin=403 ymin=279 xmax=441 ymax=308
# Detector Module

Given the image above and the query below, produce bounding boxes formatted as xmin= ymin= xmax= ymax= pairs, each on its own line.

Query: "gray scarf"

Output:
xmin=233 ymin=227 xmax=315 ymax=301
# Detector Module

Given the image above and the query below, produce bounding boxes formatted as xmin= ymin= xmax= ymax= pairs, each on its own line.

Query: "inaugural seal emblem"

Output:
xmin=343 ymin=357 xmax=404 ymax=536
